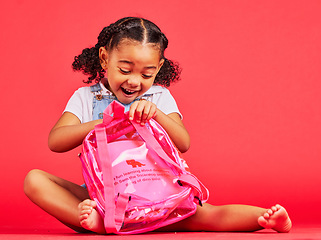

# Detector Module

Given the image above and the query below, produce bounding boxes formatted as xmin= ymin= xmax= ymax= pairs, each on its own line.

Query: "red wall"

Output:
xmin=1 ymin=0 xmax=320 ymax=231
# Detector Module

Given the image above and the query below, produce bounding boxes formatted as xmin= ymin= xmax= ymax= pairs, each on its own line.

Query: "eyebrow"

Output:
xmin=118 ymin=60 xmax=157 ymax=69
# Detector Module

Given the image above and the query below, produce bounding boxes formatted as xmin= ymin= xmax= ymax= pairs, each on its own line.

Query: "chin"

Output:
xmin=118 ymin=98 xmax=134 ymax=105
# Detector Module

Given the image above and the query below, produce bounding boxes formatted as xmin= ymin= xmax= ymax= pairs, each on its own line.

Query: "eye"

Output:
xmin=119 ymin=68 xmax=130 ymax=74
xmin=142 ymin=74 xmax=153 ymax=79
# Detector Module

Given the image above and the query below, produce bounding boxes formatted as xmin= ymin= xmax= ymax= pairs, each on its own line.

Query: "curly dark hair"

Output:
xmin=72 ymin=17 xmax=181 ymax=87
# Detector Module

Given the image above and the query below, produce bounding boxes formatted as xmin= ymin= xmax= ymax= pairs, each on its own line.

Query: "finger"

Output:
xmin=144 ymin=103 xmax=157 ymax=122
xmin=129 ymin=101 xmax=139 ymax=121
xmin=135 ymin=101 xmax=147 ymax=123
xmin=140 ymin=103 xmax=152 ymax=125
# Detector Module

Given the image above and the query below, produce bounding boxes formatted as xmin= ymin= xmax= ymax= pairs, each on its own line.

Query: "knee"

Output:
xmin=24 ymin=169 xmax=46 ymax=197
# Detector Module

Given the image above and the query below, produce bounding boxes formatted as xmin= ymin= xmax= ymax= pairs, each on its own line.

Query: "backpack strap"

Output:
xmin=95 ymin=125 xmax=118 ymax=233
xmin=130 ymin=119 xmax=209 ymax=203
xmin=95 ymin=102 xmax=133 ymax=233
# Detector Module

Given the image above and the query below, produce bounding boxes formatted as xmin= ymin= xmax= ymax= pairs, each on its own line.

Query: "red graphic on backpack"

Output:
xmin=126 ymin=159 xmax=146 ymax=168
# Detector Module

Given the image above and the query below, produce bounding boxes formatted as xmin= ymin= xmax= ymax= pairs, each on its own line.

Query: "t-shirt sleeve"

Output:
xmin=63 ymin=89 xmax=85 ymax=122
xmin=155 ymin=88 xmax=182 ymax=119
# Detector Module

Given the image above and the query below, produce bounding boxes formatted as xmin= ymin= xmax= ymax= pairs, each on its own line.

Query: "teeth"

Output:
xmin=122 ymin=88 xmax=136 ymax=95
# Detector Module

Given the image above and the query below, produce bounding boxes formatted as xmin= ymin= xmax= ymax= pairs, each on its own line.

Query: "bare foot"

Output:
xmin=258 ymin=204 xmax=292 ymax=233
xmin=78 ymin=199 xmax=106 ymax=234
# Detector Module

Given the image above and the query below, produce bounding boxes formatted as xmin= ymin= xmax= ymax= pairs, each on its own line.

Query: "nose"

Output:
xmin=127 ymin=75 xmax=140 ymax=87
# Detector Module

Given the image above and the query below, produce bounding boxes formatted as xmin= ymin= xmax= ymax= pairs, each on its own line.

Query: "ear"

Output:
xmin=99 ymin=47 xmax=108 ymax=70
xmin=156 ymin=58 xmax=165 ymax=74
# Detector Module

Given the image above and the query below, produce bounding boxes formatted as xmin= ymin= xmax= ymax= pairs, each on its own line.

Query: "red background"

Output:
xmin=1 ymin=0 xmax=320 ymax=231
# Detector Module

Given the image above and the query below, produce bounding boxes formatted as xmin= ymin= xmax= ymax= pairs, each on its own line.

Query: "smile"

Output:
xmin=121 ymin=87 xmax=137 ymax=95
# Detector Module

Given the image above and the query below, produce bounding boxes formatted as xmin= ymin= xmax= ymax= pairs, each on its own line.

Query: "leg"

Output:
xmin=24 ymin=169 xmax=90 ymax=233
xmin=160 ymin=203 xmax=265 ymax=232
xmin=160 ymin=203 xmax=291 ymax=232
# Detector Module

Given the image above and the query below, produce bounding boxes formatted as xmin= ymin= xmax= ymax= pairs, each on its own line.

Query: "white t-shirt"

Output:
xmin=64 ymin=82 xmax=181 ymax=123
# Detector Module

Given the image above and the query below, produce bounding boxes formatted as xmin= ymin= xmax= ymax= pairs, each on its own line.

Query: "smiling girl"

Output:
xmin=24 ymin=17 xmax=291 ymax=234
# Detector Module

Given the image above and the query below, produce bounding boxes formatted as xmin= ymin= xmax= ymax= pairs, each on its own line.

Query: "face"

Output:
xmin=99 ymin=40 xmax=164 ymax=105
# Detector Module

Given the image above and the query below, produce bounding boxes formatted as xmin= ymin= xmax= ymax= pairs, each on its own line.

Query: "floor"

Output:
xmin=1 ymin=225 xmax=320 ymax=240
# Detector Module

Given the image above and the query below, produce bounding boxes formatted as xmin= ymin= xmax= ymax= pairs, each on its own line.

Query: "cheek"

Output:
xmin=106 ymin=71 xmax=122 ymax=85
xmin=142 ymin=79 xmax=155 ymax=89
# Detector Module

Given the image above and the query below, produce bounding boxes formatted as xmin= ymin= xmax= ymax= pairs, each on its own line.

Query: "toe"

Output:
xmin=81 ymin=208 xmax=92 ymax=215
xmin=79 ymin=213 xmax=89 ymax=221
xmin=90 ymin=200 xmax=97 ymax=207
xmin=275 ymin=204 xmax=282 ymax=210
xmin=83 ymin=205 xmax=93 ymax=210
xmin=264 ymin=212 xmax=270 ymax=219
xmin=271 ymin=206 xmax=278 ymax=212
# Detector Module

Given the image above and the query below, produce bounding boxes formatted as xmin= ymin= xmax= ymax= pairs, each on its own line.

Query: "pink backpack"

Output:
xmin=80 ymin=101 xmax=209 ymax=234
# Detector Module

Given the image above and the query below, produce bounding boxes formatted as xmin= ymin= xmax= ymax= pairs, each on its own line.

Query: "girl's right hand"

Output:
xmin=48 ymin=112 xmax=103 ymax=153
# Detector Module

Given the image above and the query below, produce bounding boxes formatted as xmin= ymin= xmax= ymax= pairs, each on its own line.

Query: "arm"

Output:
xmin=154 ymin=110 xmax=190 ymax=153
xmin=129 ymin=100 xmax=190 ymax=153
xmin=48 ymin=112 xmax=103 ymax=153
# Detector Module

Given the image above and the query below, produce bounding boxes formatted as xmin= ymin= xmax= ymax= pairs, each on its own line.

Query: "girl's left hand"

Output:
xmin=129 ymin=99 xmax=157 ymax=125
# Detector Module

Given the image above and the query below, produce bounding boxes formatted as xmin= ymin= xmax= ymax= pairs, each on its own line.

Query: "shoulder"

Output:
xmin=144 ymin=85 xmax=171 ymax=96
xmin=142 ymin=85 xmax=174 ymax=104
xmin=73 ymin=85 xmax=93 ymax=95
xmin=143 ymin=85 xmax=181 ymax=117
xmin=69 ymin=85 xmax=94 ymax=102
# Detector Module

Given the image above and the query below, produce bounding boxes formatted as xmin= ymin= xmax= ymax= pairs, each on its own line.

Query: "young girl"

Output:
xmin=24 ymin=17 xmax=292 ymax=234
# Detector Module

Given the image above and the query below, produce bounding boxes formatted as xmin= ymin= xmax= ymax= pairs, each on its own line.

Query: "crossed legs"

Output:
xmin=24 ymin=170 xmax=292 ymax=234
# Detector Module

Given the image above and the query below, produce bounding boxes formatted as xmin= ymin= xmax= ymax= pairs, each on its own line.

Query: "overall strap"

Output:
xmin=90 ymin=83 xmax=102 ymax=92
xmin=90 ymin=83 xmax=104 ymax=101
xmin=91 ymin=83 xmax=115 ymax=120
